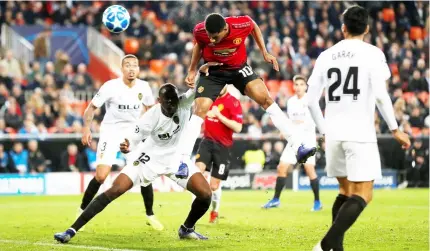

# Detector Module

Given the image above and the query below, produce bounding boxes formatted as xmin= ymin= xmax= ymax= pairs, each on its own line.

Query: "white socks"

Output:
xmin=211 ymin=184 xmax=222 ymax=212
xmin=179 ymin=115 xmax=204 ymax=159
xmin=265 ymin=103 xmax=301 ymax=149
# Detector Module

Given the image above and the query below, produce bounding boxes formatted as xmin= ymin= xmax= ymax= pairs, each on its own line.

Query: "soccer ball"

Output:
xmin=102 ymin=5 xmax=130 ymax=33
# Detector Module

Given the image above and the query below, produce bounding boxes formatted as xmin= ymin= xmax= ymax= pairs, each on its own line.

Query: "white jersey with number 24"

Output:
xmin=307 ymin=39 xmax=392 ymax=143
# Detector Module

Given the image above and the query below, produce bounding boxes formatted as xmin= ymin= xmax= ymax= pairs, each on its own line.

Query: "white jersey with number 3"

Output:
xmin=91 ymin=78 xmax=155 ymax=127
xmin=307 ymin=39 xmax=391 ymax=143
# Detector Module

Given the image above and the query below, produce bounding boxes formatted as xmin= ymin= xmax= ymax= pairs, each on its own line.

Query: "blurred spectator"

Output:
xmin=0 ymin=119 xmax=6 ymax=134
xmin=4 ymin=98 xmax=23 ymax=130
xmin=28 ymin=140 xmax=47 ymax=173
xmin=59 ymin=143 xmax=88 ymax=172
xmin=0 ymin=144 xmax=17 ymax=173
xmin=273 ymin=141 xmax=284 ymax=164
xmin=9 ymin=142 xmax=29 ymax=173
xmin=18 ymin=119 xmax=38 ymax=135
xmin=75 ymin=63 xmax=93 ymax=88
xmin=262 ymin=141 xmax=278 ymax=170
xmin=408 ymin=70 xmax=429 ymax=93
xmin=33 ymin=27 xmax=52 ymax=72
xmin=0 ymin=64 xmax=13 ymax=90
xmin=405 ymin=139 xmax=429 ymax=187
xmin=0 ymin=50 xmax=23 ymax=79
xmin=315 ymin=140 xmax=326 ymax=169
xmin=261 ymin=114 xmax=278 ymax=134
xmin=246 ymin=114 xmax=262 ymax=138
xmin=11 ymin=85 xmax=25 ymax=107
xmin=52 ymin=2 xmax=72 ymax=25
xmin=242 ymin=141 xmax=265 ymax=173
xmin=85 ymin=140 xmax=98 ymax=171
xmin=409 ymin=107 xmax=425 ymax=128
xmin=54 ymin=50 xmax=70 ymax=74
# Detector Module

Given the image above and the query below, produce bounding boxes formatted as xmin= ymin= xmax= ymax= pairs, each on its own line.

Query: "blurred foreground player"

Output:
xmin=307 ymin=6 xmax=411 ymax=251
xmin=263 ymin=75 xmax=321 ymax=211
xmin=78 ymin=54 xmax=163 ymax=231
xmin=175 ymin=13 xmax=316 ymax=178
xmin=54 ymin=83 xmax=212 ymax=243
xmin=195 ymin=82 xmax=243 ymax=223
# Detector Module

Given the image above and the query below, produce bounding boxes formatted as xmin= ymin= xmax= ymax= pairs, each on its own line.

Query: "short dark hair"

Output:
xmin=121 ymin=54 xmax=138 ymax=66
xmin=293 ymin=75 xmax=307 ymax=83
xmin=205 ymin=13 xmax=226 ymax=34
xmin=159 ymin=83 xmax=178 ymax=97
xmin=342 ymin=5 xmax=369 ymax=36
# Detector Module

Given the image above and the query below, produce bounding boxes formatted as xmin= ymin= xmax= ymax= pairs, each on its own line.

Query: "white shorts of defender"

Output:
xmin=326 ymin=140 xmax=382 ymax=182
xmin=280 ymin=136 xmax=316 ymax=165
xmin=96 ymin=124 xmax=133 ymax=166
xmin=120 ymin=160 xmax=200 ymax=189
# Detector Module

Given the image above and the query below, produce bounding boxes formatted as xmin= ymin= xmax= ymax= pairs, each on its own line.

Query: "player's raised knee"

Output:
xmin=199 ymin=187 xmax=212 ymax=202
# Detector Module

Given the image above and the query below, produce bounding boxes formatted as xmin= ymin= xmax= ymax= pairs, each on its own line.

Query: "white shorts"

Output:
xmin=280 ymin=135 xmax=316 ymax=165
xmin=326 ymin=140 xmax=382 ymax=182
xmin=120 ymin=160 xmax=200 ymax=189
xmin=96 ymin=124 xmax=131 ymax=166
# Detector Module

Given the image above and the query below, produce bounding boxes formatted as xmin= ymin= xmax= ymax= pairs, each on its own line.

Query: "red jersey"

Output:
xmin=203 ymin=93 xmax=243 ymax=147
xmin=193 ymin=15 xmax=254 ymax=69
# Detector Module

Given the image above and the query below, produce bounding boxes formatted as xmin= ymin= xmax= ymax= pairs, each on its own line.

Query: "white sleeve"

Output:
xmin=179 ymin=89 xmax=195 ymax=109
xmin=371 ymin=51 xmax=398 ymax=131
xmin=307 ymin=56 xmax=326 ymax=134
xmin=286 ymin=99 xmax=293 ymax=118
xmin=126 ymin=106 xmax=157 ymax=150
xmin=91 ymin=82 xmax=111 ymax=108
xmin=142 ymin=83 xmax=156 ymax=106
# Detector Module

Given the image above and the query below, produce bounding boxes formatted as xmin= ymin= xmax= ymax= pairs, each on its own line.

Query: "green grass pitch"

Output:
xmin=0 ymin=189 xmax=428 ymax=251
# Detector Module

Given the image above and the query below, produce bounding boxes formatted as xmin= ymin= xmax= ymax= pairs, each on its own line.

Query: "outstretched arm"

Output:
xmin=250 ymin=20 xmax=279 ymax=71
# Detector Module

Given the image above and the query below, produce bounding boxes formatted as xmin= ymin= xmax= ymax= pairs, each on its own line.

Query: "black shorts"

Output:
xmin=195 ymin=64 xmax=261 ymax=101
xmin=195 ymin=138 xmax=231 ymax=180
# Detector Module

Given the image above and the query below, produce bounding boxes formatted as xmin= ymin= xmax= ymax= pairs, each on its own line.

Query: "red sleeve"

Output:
xmin=228 ymin=98 xmax=243 ymax=124
xmin=193 ymin=22 xmax=206 ymax=46
xmin=229 ymin=15 xmax=254 ymax=34
xmin=243 ymin=15 xmax=255 ymax=32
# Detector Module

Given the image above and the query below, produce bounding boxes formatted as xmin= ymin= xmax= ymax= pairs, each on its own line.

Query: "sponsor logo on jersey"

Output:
xmin=133 ymin=161 xmax=140 ymax=166
xmin=198 ymin=86 xmax=205 ymax=93
xmin=233 ymin=38 xmax=242 ymax=45
xmin=118 ymin=104 xmax=141 ymax=110
xmin=138 ymin=93 xmax=143 ymax=100
xmin=158 ymin=125 xmax=181 ymax=140
xmin=231 ymin=22 xmax=251 ymax=29
xmin=213 ymin=48 xmax=237 ymax=56
xmin=100 ymin=153 xmax=104 ymax=159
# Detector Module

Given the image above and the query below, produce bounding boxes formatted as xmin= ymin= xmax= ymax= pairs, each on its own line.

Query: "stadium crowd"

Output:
xmin=0 ymin=1 xmax=428 ymax=185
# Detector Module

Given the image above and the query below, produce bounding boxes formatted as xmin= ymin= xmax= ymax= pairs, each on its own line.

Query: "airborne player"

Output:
xmin=175 ymin=13 xmax=316 ymax=177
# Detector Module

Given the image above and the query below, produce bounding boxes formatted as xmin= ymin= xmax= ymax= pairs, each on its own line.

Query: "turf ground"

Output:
xmin=0 ymin=189 xmax=428 ymax=251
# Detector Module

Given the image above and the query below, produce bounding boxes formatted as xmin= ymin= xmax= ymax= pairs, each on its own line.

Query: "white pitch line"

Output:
xmin=0 ymin=239 xmax=147 ymax=251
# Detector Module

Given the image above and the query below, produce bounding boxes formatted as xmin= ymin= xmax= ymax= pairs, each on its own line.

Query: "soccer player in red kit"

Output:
xmin=195 ymin=86 xmax=243 ymax=223
xmin=175 ymin=13 xmax=316 ymax=178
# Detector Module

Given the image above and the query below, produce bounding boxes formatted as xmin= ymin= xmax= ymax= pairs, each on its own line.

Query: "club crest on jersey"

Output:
xmin=198 ymin=86 xmax=205 ymax=93
xmin=233 ymin=38 xmax=242 ymax=45
xmin=218 ymin=104 xmax=224 ymax=112
xmin=195 ymin=154 xmax=200 ymax=160
xmin=138 ymin=93 xmax=143 ymax=100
